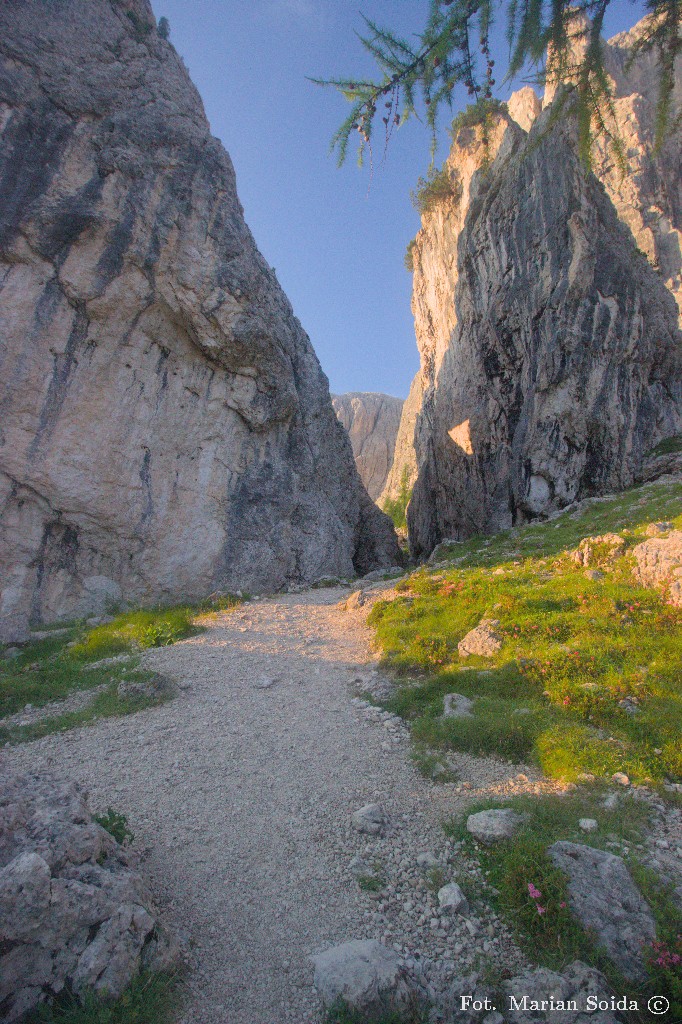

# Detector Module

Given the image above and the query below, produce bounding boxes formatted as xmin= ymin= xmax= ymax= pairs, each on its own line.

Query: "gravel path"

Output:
xmin=2 ymin=587 xmax=553 ymax=1023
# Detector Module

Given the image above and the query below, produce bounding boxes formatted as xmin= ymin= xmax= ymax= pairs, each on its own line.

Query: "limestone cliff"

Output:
xmin=382 ymin=114 xmax=512 ymax=506
xmin=0 ymin=0 xmax=399 ymax=641
xmin=390 ymin=15 xmax=682 ymax=534
xmin=408 ymin=103 xmax=682 ymax=556
xmin=332 ymin=393 xmax=403 ymax=502
xmin=545 ymin=15 xmax=682 ymax=324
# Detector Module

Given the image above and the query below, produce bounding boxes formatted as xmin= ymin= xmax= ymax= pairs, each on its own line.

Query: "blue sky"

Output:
xmin=149 ymin=1 xmax=646 ymax=399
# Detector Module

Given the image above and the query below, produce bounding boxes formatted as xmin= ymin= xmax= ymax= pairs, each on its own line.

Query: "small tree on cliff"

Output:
xmin=312 ymin=0 xmax=681 ymax=168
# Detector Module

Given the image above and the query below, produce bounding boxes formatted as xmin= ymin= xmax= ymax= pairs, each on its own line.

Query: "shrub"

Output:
xmin=157 ymin=16 xmax=170 ymax=40
xmin=449 ymin=98 xmax=508 ymax=141
xmin=404 ymin=238 xmax=417 ymax=272
xmin=410 ymin=165 xmax=461 ymax=215
xmin=95 ymin=807 xmax=134 ymax=846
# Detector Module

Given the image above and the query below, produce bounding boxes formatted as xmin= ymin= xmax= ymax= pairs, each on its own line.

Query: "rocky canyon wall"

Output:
xmin=396 ymin=15 xmax=682 ymax=557
xmin=409 ymin=102 xmax=682 ymax=555
xmin=0 ymin=0 xmax=399 ymax=641
xmin=332 ymin=393 xmax=403 ymax=502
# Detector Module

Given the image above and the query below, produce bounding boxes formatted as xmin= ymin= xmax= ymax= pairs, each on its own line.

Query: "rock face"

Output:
xmin=546 ymin=16 xmax=682 ymax=324
xmin=332 ymin=392 xmax=403 ymax=501
xmin=0 ymin=0 xmax=398 ymax=642
xmin=632 ymin=530 xmax=682 ymax=607
xmin=503 ymin=961 xmax=619 ymax=1024
xmin=408 ymin=100 xmax=682 ymax=556
xmin=310 ymin=939 xmax=422 ymax=1017
xmin=400 ymin=15 xmax=682 ymax=557
xmin=548 ymin=841 xmax=656 ymax=982
xmin=0 ymin=773 xmax=173 ymax=1021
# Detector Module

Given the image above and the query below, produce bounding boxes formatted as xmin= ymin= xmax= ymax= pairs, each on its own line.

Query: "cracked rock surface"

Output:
xmin=0 ymin=0 xmax=398 ymax=643
xmin=0 ymin=772 xmax=172 ymax=1022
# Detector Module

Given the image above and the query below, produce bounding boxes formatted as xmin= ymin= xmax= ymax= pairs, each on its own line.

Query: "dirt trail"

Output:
xmin=3 ymin=588 xmax=542 ymax=1023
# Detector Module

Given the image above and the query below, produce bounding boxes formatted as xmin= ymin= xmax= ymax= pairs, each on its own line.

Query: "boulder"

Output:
xmin=344 ymin=590 xmax=368 ymax=611
xmin=631 ymin=530 xmax=682 ymax=607
xmin=503 ymin=960 xmax=620 ymax=1024
xmin=0 ymin=0 xmax=399 ymax=643
xmin=571 ymin=534 xmax=626 ymax=567
xmin=458 ymin=620 xmax=502 ymax=659
xmin=416 ymin=852 xmax=440 ymax=871
xmin=310 ymin=939 xmax=421 ymax=1017
xmin=444 ymin=693 xmax=474 ymax=718
xmin=351 ymin=803 xmax=387 ymax=836
xmin=467 ymin=809 xmax=525 ymax=845
xmin=0 ymin=772 xmax=174 ymax=1021
xmin=548 ymin=841 xmax=656 ymax=981
xmin=437 ymin=882 xmax=468 ymax=913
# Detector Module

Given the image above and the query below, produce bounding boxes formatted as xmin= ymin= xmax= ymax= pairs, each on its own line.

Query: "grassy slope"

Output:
xmin=369 ymin=480 xmax=682 ymax=784
xmin=368 ymin=477 xmax=682 ymax=1019
xmin=0 ymin=595 xmax=241 ymax=744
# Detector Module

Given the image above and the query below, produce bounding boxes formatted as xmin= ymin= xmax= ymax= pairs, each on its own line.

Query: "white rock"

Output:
xmin=437 ymin=882 xmax=468 ymax=914
xmin=310 ymin=939 xmax=421 ymax=1016
xmin=351 ymin=803 xmax=387 ymax=835
xmin=467 ymin=809 xmax=525 ymax=845
xmin=416 ymin=852 xmax=440 ymax=871
xmin=443 ymin=693 xmax=474 ymax=718
xmin=579 ymin=818 xmax=599 ymax=832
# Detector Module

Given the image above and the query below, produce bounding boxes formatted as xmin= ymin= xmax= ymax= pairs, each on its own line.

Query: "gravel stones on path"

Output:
xmin=3 ymin=588 xmax=539 ymax=1022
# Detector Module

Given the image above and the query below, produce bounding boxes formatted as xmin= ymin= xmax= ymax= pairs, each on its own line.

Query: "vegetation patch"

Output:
xmin=449 ymin=98 xmax=508 ymax=142
xmin=410 ymin=165 xmax=462 ymax=215
xmin=648 ymin=435 xmax=682 ymax=457
xmin=382 ymin=468 xmax=413 ymax=531
xmin=94 ymin=807 xmax=134 ymax=846
xmin=404 ymin=238 xmax=417 ymax=273
xmin=369 ymin=481 xmax=682 ymax=784
xmin=444 ymin=790 xmax=682 ymax=1018
xmin=325 ymin=1001 xmax=428 ymax=1024
xmin=25 ymin=972 xmax=178 ymax=1024
xmin=0 ymin=594 xmax=242 ymax=742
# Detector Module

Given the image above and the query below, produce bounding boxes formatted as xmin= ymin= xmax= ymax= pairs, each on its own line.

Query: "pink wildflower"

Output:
xmin=527 ymin=883 xmax=542 ymax=900
xmin=536 ymin=905 xmax=546 ymax=915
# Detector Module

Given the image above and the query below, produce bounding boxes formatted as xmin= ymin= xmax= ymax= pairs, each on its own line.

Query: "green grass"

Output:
xmin=325 ymin=1001 xmax=428 ymax=1024
xmin=95 ymin=808 xmax=134 ymax=846
xmin=357 ymin=874 xmax=385 ymax=893
xmin=369 ymin=481 xmax=682 ymax=784
xmin=382 ymin=468 xmax=413 ymax=531
xmin=0 ymin=594 xmax=242 ymax=742
xmin=649 ymin=435 xmax=682 ymax=457
xmin=443 ymin=790 xmax=682 ymax=1019
xmin=25 ymin=972 xmax=178 ymax=1024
